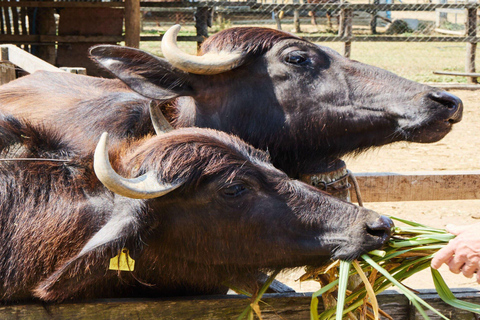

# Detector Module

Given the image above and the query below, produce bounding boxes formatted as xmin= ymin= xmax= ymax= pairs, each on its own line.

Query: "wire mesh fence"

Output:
xmin=0 ymin=0 xmax=478 ymax=83
xmin=140 ymin=0 xmax=480 ymax=83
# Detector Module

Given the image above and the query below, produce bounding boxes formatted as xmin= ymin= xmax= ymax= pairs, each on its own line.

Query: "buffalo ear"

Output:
xmin=90 ymin=45 xmax=195 ymax=100
xmin=34 ymin=209 xmax=140 ymax=302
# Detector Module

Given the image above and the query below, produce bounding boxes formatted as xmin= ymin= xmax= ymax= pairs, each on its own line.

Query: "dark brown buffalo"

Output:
xmin=0 ymin=25 xmax=462 ymax=177
xmin=0 ymin=114 xmax=392 ymax=302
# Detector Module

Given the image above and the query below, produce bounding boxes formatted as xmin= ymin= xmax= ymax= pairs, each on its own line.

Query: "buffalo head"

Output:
xmin=91 ymin=25 xmax=462 ymax=176
xmin=25 ymin=128 xmax=393 ymax=301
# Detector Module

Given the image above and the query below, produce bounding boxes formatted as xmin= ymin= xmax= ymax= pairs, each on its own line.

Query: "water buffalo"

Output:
xmin=0 ymin=25 xmax=462 ymax=178
xmin=0 ymin=114 xmax=392 ymax=302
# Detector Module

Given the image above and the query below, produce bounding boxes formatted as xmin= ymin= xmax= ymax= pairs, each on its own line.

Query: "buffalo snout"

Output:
xmin=426 ymin=91 xmax=463 ymax=123
xmin=334 ymin=208 xmax=394 ymax=261
xmin=365 ymin=212 xmax=394 ymax=244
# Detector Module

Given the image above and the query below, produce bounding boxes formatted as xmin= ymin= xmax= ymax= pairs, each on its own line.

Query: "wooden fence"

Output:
xmin=1 ymin=289 xmax=480 ymax=319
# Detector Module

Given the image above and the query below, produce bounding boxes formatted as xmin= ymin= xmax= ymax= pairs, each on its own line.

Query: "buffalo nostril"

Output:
xmin=429 ymin=91 xmax=460 ymax=109
xmin=428 ymin=91 xmax=463 ymax=123
xmin=366 ymin=215 xmax=394 ymax=240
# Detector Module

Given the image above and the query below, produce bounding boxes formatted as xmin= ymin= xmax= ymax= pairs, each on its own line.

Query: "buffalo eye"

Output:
xmin=284 ymin=52 xmax=309 ymax=65
xmin=222 ymin=184 xmax=248 ymax=198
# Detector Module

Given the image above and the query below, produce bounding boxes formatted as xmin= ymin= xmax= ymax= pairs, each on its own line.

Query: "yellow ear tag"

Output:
xmin=109 ymin=248 xmax=135 ymax=272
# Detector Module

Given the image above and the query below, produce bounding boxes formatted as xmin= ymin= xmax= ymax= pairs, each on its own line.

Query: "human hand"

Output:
xmin=431 ymin=222 xmax=480 ymax=284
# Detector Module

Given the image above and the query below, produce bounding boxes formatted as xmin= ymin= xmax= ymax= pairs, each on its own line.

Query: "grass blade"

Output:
xmin=352 ymin=260 xmax=379 ymax=320
xmin=368 ymin=250 xmax=387 ymax=257
xmin=431 ymin=268 xmax=480 ymax=314
xmin=336 ymin=261 xmax=351 ymax=320
xmin=237 ymin=269 xmax=281 ymax=320
xmin=362 ymin=254 xmax=449 ymax=320
xmin=311 ymin=278 xmax=341 ymax=320
xmin=390 ymin=216 xmax=429 ymax=227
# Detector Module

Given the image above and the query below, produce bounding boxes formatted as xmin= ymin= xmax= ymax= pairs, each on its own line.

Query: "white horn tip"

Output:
xmin=165 ymin=24 xmax=181 ymax=39
xmin=96 ymin=132 xmax=109 ymax=156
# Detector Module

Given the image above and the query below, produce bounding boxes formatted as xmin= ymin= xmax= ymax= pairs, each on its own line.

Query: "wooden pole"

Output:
xmin=0 ymin=62 xmax=16 ymax=85
xmin=343 ymin=9 xmax=353 ymax=58
xmin=274 ymin=10 xmax=283 ymax=31
xmin=338 ymin=9 xmax=345 ymax=37
xmin=0 ymin=47 xmax=16 ymax=85
xmin=308 ymin=10 xmax=318 ymax=30
xmin=3 ymin=6 xmax=12 ymax=35
xmin=465 ymin=7 xmax=477 ymax=84
xmin=11 ymin=7 xmax=19 ymax=36
xmin=125 ymin=0 xmax=140 ymax=48
xmin=36 ymin=8 xmax=56 ymax=65
xmin=0 ymin=8 xmax=4 ymax=35
xmin=293 ymin=9 xmax=301 ymax=33
xmin=195 ymin=7 xmax=211 ymax=52
xmin=370 ymin=0 xmax=379 ymax=34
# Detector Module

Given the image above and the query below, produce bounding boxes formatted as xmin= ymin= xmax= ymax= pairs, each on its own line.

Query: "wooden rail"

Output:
xmin=352 ymin=171 xmax=480 ymax=203
xmin=1 ymin=289 xmax=479 ymax=319
xmin=0 ymin=1 xmax=125 ymax=8
xmin=0 ymin=45 xmax=85 ymax=84
xmin=138 ymin=2 xmax=478 ymax=10
xmin=0 ymin=44 xmax=61 ymax=74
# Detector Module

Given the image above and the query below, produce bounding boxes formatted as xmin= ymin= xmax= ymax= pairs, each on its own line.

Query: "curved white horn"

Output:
xmin=94 ymin=132 xmax=183 ymax=199
xmin=149 ymin=101 xmax=173 ymax=134
xmin=161 ymin=24 xmax=244 ymax=75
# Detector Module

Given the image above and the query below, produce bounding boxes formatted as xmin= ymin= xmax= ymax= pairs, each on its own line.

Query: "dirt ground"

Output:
xmin=278 ymin=89 xmax=480 ymax=293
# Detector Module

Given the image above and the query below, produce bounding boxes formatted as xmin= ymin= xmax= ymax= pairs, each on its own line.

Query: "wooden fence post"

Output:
xmin=195 ymin=7 xmax=212 ymax=52
xmin=465 ymin=7 xmax=477 ymax=84
xmin=0 ymin=61 xmax=16 ymax=85
xmin=274 ymin=10 xmax=283 ymax=31
xmin=338 ymin=9 xmax=346 ymax=37
xmin=343 ymin=9 xmax=353 ymax=58
xmin=293 ymin=9 xmax=301 ymax=33
xmin=1 ymin=47 xmax=17 ymax=85
xmin=339 ymin=8 xmax=353 ymax=57
xmin=125 ymin=0 xmax=140 ymax=48
xmin=36 ymin=8 xmax=56 ymax=65
xmin=370 ymin=0 xmax=379 ymax=34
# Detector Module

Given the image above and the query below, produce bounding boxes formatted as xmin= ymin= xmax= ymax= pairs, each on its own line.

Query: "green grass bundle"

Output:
xmin=237 ymin=216 xmax=480 ymax=320
xmin=305 ymin=216 xmax=480 ymax=320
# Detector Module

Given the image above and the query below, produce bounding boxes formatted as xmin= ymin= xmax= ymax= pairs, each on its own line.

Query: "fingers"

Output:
xmin=448 ymin=256 xmax=465 ymax=274
xmin=431 ymin=243 xmax=456 ymax=269
xmin=445 ymin=224 xmax=471 ymax=235
xmin=461 ymin=261 xmax=477 ymax=278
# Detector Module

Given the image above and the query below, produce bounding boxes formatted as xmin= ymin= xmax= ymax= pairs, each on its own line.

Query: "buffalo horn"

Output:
xmin=149 ymin=101 xmax=173 ymax=134
xmin=161 ymin=24 xmax=244 ymax=75
xmin=94 ymin=132 xmax=183 ymax=199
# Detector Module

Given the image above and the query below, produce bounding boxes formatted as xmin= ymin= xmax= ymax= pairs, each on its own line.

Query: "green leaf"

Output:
xmin=389 ymin=238 xmax=446 ymax=248
xmin=431 ymin=268 xmax=480 ymax=314
xmin=390 ymin=216 xmax=430 ymax=227
xmin=362 ymin=254 xmax=449 ymax=320
xmin=237 ymin=269 xmax=281 ymax=320
xmin=368 ymin=250 xmax=387 ymax=257
xmin=311 ymin=278 xmax=340 ymax=320
xmin=336 ymin=261 xmax=351 ymax=320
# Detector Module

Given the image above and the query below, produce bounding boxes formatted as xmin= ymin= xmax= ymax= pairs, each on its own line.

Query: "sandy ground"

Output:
xmin=278 ymin=89 xmax=480 ymax=293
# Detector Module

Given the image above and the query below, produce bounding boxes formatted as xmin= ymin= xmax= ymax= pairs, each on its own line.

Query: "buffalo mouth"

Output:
xmin=293 ymin=216 xmax=393 ymax=263
xmin=329 ymin=215 xmax=394 ymax=261
xmin=400 ymin=97 xmax=463 ymax=144
xmin=404 ymin=117 xmax=458 ymax=143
